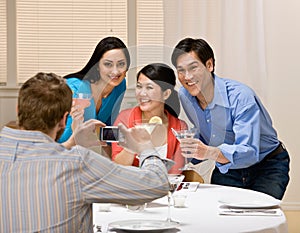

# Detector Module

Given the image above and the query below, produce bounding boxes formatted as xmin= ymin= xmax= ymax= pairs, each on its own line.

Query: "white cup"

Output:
xmin=173 ymin=194 xmax=187 ymax=208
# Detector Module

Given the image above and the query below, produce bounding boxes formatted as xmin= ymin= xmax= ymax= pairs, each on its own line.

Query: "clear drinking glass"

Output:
xmin=171 ymin=128 xmax=197 ymax=170
xmin=133 ymin=119 xmax=168 ymax=160
xmin=133 ymin=119 xmax=157 ymax=134
xmin=72 ymin=93 xmax=92 ymax=110
xmin=166 ymin=174 xmax=185 ymax=223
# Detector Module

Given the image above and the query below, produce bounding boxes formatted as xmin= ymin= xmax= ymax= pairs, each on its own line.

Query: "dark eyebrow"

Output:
xmin=103 ymin=58 xmax=126 ymax=63
xmin=187 ymin=61 xmax=199 ymax=66
xmin=177 ymin=61 xmax=199 ymax=69
xmin=102 ymin=59 xmax=113 ymax=63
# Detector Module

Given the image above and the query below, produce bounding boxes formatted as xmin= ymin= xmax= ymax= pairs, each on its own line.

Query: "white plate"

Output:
xmin=218 ymin=188 xmax=281 ymax=208
xmin=108 ymin=219 xmax=179 ymax=232
xmin=218 ymin=200 xmax=280 ymax=208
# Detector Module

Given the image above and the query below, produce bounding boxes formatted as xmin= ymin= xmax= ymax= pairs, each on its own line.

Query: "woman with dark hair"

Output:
xmin=58 ymin=37 xmax=131 ymax=146
xmin=111 ymin=63 xmax=188 ymax=174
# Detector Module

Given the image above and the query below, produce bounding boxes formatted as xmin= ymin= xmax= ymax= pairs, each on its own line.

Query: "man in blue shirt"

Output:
xmin=171 ymin=38 xmax=290 ymax=200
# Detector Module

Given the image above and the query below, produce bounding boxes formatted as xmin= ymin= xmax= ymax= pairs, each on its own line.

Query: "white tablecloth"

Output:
xmin=93 ymin=184 xmax=288 ymax=233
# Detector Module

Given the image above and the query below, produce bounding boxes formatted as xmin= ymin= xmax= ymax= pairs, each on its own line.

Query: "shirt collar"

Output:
xmin=207 ymin=75 xmax=230 ymax=109
xmin=1 ymin=126 xmax=55 ymax=143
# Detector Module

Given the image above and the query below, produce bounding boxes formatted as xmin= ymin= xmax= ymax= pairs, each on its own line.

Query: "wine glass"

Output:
xmin=171 ymin=128 xmax=197 ymax=170
xmin=133 ymin=119 xmax=168 ymax=159
xmin=72 ymin=93 xmax=92 ymax=110
xmin=133 ymin=119 xmax=157 ymax=134
xmin=166 ymin=174 xmax=185 ymax=223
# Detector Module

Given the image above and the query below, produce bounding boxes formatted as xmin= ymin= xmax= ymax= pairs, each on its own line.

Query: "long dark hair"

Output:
xmin=64 ymin=36 xmax=131 ymax=83
xmin=137 ymin=63 xmax=180 ymax=118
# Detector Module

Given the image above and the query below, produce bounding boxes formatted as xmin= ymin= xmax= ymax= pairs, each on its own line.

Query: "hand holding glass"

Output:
xmin=171 ymin=128 xmax=197 ymax=170
xmin=133 ymin=119 xmax=167 ymax=148
xmin=73 ymin=93 xmax=91 ymax=110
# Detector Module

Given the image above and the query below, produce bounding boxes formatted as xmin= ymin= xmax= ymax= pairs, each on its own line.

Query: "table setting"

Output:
xmin=93 ymin=183 xmax=288 ymax=233
xmin=217 ymin=186 xmax=283 ymax=218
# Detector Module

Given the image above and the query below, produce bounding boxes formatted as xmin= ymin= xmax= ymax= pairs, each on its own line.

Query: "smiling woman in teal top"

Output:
xmin=58 ymin=37 xmax=131 ymax=146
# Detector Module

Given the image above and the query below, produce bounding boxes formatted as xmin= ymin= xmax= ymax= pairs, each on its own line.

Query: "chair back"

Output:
xmin=182 ymin=170 xmax=204 ymax=183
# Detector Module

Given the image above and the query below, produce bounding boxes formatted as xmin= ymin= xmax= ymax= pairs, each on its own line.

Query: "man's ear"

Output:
xmin=163 ymin=89 xmax=172 ymax=101
xmin=206 ymin=58 xmax=214 ymax=72
xmin=59 ymin=112 xmax=69 ymax=128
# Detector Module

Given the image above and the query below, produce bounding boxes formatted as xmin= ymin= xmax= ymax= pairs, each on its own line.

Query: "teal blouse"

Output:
xmin=58 ymin=77 xmax=126 ymax=143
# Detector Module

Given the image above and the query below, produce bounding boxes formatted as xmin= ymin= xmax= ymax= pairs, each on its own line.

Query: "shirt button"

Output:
xmin=207 ymin=119 xmax=210 ymax=123
xmin=212 ymin=134 xmax=216 ymax=138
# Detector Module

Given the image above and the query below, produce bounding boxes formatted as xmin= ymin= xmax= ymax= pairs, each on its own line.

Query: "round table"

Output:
xmin=93 ymin=184 xmax=288 ymax=233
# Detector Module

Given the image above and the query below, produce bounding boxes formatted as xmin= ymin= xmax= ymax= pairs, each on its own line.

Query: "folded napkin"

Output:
xmin=219 ymin=206 xmax=282 ymax=216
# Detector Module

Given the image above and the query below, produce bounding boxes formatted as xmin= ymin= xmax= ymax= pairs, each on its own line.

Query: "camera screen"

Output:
xmin=101 ymin=127 xmax=119 ymax=142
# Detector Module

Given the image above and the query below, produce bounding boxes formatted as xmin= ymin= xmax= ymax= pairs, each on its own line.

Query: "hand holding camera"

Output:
xmin=73 ymin=119 xmax=106 ymax=148
xmin=117 ymin=121 xmax=167 ymax=155
xmin=99 ymin=126 xmax=121 ymax=142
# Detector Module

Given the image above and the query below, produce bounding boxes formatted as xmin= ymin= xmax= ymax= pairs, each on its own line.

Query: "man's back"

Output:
xmin=0 ymin=126 xmax=169 ymax=232
xmin=1 ymin=127 xmax=94 ymax=232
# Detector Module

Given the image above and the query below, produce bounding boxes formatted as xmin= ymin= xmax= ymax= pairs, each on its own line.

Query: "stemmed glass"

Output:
xmin=133 ymin=120 xmax=157 ymax=134
xmin=72 ymin=93 xmax=92 ymax=110
xmin=166 ymin=174 xmax=185 ymax=223
xmin=72 ymin=93 xmax=92 ymax=136
xmin=171 ymin=128 xmax=197 ymax=170
xmin=133 ymin=119 xmax=169 ymax=159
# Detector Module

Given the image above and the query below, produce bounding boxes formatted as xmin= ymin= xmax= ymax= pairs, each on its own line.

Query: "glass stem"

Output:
xmin=185 ymin=157 xmax=189 ymax=169
xmin=167 ymin=191 xmax=172 ymax=222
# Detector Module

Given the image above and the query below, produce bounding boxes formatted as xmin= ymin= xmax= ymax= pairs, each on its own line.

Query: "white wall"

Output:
xmin=263 ymin=0 xmax=300 ymax=209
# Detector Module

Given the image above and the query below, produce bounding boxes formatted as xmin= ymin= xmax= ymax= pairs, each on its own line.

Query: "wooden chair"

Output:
xmin=182 ymin=169 xmax=204 ymax=183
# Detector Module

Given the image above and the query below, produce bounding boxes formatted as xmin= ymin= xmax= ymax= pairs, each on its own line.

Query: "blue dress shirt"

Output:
xmin=179 ymin=75 xmax=279 ymax=173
